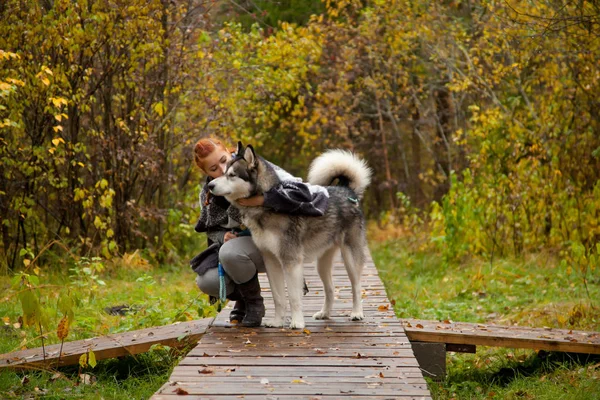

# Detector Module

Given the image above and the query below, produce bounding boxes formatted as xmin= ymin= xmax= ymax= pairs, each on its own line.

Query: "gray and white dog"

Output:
xmin=207 ymin=143 xmax=372 ymax=329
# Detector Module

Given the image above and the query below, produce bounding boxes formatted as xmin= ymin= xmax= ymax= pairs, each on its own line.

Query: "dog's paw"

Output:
xmin=289 ymin=317 xmax=305 ymax=330
xmin=350 ymin=311 xmax=364 ymax=321
xmin=263 ymin=318 xmax=285 ymax=328
xmin=312 ymin=310 xmax=330 ymax=320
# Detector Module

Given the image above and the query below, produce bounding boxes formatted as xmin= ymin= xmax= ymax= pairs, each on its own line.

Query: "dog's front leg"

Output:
xmin=283 ymin=260 xmax=306 ymax=330
xmin=262 ymin=252 xmax=286 ymax=328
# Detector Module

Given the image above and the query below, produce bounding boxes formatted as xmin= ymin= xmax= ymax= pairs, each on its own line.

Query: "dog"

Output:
xmin=207 ymin=143 xmax=372 ymax=329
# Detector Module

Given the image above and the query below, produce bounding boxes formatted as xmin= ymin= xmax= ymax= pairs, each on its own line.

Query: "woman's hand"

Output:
xmin=237 ymin=195 xmax=265 ymax=207
xmin=224 ymin=232 xmax=237 ymax=242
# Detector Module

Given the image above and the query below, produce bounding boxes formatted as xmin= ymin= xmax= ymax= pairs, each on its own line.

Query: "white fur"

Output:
xmin=308 ymin=150 xmax=372 ymax=198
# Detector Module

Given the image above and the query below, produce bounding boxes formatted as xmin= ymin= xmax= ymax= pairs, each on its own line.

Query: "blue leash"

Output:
xmin=218 ymin=262 xmax=227 ymax=302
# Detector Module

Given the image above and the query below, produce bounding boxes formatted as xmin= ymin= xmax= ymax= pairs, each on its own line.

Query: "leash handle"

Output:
xmin=218 ymin=262 xmax=227 ymax=302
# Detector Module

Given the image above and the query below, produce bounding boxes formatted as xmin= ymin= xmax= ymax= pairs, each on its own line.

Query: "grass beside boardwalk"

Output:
xmin=0 ymin=260 xmax=215 ymax=399
xmin=371 ymin=236 xmax=600 ymax=400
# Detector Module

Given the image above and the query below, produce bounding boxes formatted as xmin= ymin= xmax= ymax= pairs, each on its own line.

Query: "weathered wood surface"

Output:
xmin=402 ymin=318 xmax=600 ymax=354
xmin=0 ymin=319 xmax=213 ymax=369
xmin=152 ymin=252 xmax=433 ymax=399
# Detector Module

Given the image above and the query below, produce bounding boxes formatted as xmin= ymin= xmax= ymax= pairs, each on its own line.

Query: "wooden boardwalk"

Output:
xmin=152 ymin=252 xmax=432 ymax=399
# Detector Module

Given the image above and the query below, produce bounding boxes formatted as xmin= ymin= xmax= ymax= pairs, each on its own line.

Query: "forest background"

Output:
xmin=1 ymin=0 xmax=599 ymax=399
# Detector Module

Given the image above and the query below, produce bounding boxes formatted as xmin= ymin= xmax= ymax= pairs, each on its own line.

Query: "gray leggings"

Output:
xmin=195 ymin=236 xmax=265 ymax=298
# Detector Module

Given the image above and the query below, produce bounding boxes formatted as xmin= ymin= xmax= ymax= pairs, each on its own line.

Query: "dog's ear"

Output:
xmin=236 ymin=141 xmax=244 ymax=156
xmin=244 ymin=145 xmax=257 ymax=168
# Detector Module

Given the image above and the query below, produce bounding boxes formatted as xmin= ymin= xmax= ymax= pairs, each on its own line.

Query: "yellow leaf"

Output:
xmin=51 ymin=137 xmax=64 ymax=146
xmin=57 ymin=316 xmax=69 ymax=340
xmin=153 ymin=102 xmax=164 ymax=117
xmin=23 ymin=259 xmax=30 ymax=267
xmin=33 ymin=267 xmax=40 ymax=276
xmin=88 ymin=350 xmax=97 ymax=368
xmin=41 ymin=77 xmax=50 ymax=86
xmin=79 ymin=353 xmax=88 ymax=368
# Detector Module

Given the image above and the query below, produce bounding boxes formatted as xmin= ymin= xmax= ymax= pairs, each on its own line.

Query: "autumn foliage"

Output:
xmin=1 ymin=0 xmax=599 ymax=275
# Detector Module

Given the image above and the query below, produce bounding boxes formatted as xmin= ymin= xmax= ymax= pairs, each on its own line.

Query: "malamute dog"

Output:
xmin=208 ymin=143 xmax=371 ymax=329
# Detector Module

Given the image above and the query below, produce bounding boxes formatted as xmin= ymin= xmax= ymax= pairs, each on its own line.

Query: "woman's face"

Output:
xmin=203 ymin=147 xmax=231 ymax=179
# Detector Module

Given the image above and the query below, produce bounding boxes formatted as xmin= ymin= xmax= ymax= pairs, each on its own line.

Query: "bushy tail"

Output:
xmin=308 ymin=150 xmax=372 ymax=199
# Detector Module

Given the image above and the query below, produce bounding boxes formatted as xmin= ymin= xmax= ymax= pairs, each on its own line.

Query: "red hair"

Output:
xmin=193 ymin=138 xmax=228 ymax=170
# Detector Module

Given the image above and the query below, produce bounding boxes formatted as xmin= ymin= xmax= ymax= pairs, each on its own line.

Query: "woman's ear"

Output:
xmin=244 ymin=145 xmax=256 ymax=168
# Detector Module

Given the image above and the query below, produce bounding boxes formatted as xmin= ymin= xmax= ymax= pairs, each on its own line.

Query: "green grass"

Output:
xmin=0 ymin=260 xmax=216 ymax=399
xmin=371 ymin=239 xmax=600 ymax=400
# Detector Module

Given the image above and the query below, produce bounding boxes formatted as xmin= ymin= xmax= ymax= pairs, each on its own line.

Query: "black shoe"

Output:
xmin=227 ymin=286 xmax=246 ymax=323
xmin=236 ymin=273 xmax=265 ymax=327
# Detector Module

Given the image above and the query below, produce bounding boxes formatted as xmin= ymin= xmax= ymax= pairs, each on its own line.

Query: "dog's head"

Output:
xmin=206 ymin=142 xmax=258 ymax=201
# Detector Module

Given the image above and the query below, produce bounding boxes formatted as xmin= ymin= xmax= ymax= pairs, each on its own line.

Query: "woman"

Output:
xmin=191 ymin=137 xmax=328 ymax=327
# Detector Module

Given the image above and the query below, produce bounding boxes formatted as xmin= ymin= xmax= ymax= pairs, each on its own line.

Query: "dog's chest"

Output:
xmin=241 ymin=213 xmax=282 ymax=253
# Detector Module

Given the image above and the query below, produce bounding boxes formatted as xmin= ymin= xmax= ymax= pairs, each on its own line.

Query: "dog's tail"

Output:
xmin=308 ymin=150 xmax=372 ymax=199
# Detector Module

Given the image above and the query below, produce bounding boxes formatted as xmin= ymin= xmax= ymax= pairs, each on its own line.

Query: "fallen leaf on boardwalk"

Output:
xmin=406 ymin=322 xmax=412 ymax=327
xmin=174 ymin=388 xmax=189 ymax=395
xmin=378 ymin=304 xmax=389 ymax=311
xmin=291 ymin=379 xmax=308 ymax=384
xmin=202 ymin=352 xmax=210 ymax=357
xmin=416 ymin=324 xmax=424 ymax=329
xmin=246 ymin=375 xmax=252 ymax=379
xmin=379 ymin=372 xmax=385 ymax=378
xmin=225 ymin=368 xmax=236 ymax=373
xmin=244 ymin=339 xmax=252 ymax=344
xmin=227 ymin=349 xmax=242 ymax=353
xmin=325 ymin=327 xmax=332 ymax=331
xmin=314 ymin=348 xmax=327 ymax=354
xmin=303 ymin=329 xmax=311 ymax=335
xmin=341 ymin=390 xmax=355 ymax=394
xmin=354 ymin=352 xmax=364 ymax=358
xmin=198 ymin=368 xmax=213 ymax=374
xmin=261 ymin=378 xmax=269 ymax=385
xmin=365 ymin=374 xmax=378 ymax=378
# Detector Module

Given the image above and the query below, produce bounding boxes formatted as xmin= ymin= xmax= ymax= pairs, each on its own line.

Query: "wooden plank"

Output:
xmin=170 ymin=365 xmax=426 ymax=378
xmin=0 ymin=318 xmax=213 ymax=369
xmin=402 ymin=319 xmax=600 ymax=354
xmin=156 ymin=382 xmax=430 ymax=396
xmin=154 ymin=396 xmax=432 ymax=400
xmin=177 ymin=356 xmax=420 ymax=367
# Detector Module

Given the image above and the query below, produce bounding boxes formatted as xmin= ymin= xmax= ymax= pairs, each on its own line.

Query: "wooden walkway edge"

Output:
xmin=402 ymin=318 xmax=600 ymax=354
xmin=0 ymin=319 xmax=213 ymax=370
xmin=151 ymin=252 xmax=432 ymax=399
